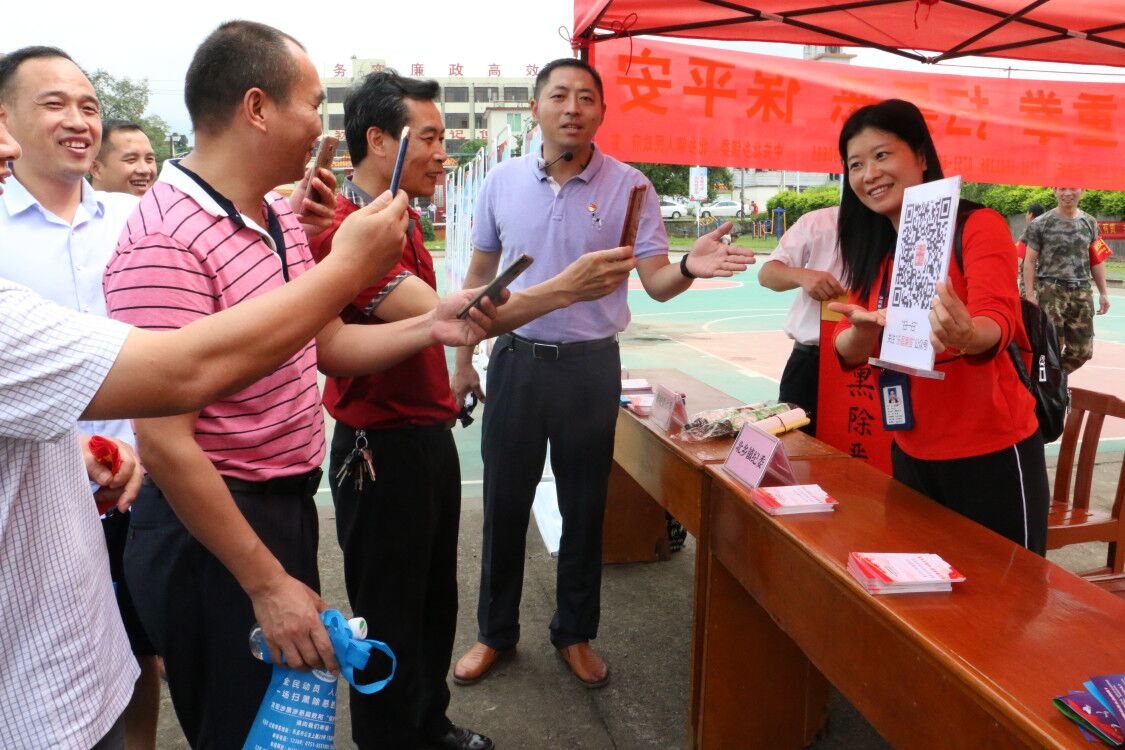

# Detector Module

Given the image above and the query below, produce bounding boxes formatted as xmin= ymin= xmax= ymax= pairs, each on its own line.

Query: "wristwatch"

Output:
xmin=679 ymin=253 xmax=696 ymax=279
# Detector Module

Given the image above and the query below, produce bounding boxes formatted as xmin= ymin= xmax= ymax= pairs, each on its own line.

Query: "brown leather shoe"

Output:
xmin=453 ymin=642 xmax=508 ymax=686
xmin=557 ymin=642 xmax=609 ymax=688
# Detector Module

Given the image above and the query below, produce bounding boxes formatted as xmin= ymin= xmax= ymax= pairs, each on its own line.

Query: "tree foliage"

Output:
xmin=961 ymin=182 xmax=1125 ymax=219
xmin=89 ymin=69 xmax=182 ymax=164
xmin=767 ymin=181 xmax=1125 ymax=224
xmin=419 ymin=213 xmax=436 ymax=241
xmin=453 ymin=138 xmax=489 ymax=166
xmin=766 ymin=185 xmax=840 ymax=224
xmin=628 ymin=163 xmax=732 ymax=202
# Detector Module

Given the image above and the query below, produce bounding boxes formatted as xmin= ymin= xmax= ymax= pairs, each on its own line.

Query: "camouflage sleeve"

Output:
xmin=1023 ymin=217 xmax=1043 ymax=254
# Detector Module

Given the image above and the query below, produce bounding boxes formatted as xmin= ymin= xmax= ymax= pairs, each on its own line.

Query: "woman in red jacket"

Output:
xmin=830 ymin=99 xmax=1050 ymax=554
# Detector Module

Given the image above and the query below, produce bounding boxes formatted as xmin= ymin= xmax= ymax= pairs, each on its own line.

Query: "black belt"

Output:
xmin=1040 ymin=277 xmax=1090 ymax=289
xmin=222 ymin=468 xmax=323 ymax=496
xmin=792 ymin=342 xmax=820 ymax=354
xmin=498 ymin=333 xmax=618 ymax=361
xmin=341 ymin=420 xmax=455 ymax=435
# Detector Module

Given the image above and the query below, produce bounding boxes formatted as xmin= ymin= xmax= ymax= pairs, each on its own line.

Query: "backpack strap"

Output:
xmin=951 ymin=199 xmax=985 ymax=274
xmin=950 ymin=200 xmax=1037 ymax=383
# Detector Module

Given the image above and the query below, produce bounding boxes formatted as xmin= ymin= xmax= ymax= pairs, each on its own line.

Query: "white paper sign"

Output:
xmin=722 ymin=423 xmax=795 ymax=489
xmin=651 ymin=384 xmax=688 ymax=432
xmin=689 ymin=167 xmax=708 ymax=202
xmin=873 ymin=176 xmax=962 ymax=378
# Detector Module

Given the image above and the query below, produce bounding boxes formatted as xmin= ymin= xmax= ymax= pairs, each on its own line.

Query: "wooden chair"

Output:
xmin=1046 ymin=387 xmax=1125 ymax=575
xmin=1086 ymin=574 xmax=1125 ymax=601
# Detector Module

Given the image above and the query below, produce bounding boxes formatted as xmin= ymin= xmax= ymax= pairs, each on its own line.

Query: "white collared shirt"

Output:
xmin=768 ymin=206 xmax=843 ymax=346
xmin=0 ymin=281 xmax=137 ymax=748
xmin=0 ymin=174 xmax=138 ymax=446
xmin=0 ymin=174 xmax=138 ymax=315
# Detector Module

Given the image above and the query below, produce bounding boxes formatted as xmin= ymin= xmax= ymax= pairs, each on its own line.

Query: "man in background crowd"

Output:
xmin=91 ymin=119 xmax=156 ymax=196
xmin=1023 ymin=187 xmax=1112 ymax=373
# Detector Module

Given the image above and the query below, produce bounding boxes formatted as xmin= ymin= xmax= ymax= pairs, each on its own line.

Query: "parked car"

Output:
xmin=699 ymin=199 xmax=744 ymax=219
xmin=660 ymin=197 xmax=689 ymax=219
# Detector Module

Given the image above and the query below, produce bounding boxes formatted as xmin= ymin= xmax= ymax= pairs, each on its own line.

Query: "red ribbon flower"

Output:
xmin=88 ymin=436 xmax=123 ymax=515
xmin=88 ymin=435 xmax=123 ymax=476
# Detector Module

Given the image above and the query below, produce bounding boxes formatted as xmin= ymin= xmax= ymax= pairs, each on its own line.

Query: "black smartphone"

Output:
xmin=389 ymin=126 xmax=410 ymax=195
xmin=457 ymin=254 xmax=534 ymax=319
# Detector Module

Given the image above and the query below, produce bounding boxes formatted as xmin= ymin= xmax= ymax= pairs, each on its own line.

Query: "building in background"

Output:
xmin=316 ymin=58 xmax=535 ymax=224
xmin=319 ymin=58 xmax=535 ymax=169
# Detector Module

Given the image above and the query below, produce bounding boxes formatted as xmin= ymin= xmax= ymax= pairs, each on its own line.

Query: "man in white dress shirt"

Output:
xmin=756 ymin=205 xmax=844 ymax=435
xmin=0 ymin=45 xmax=165 ymax=747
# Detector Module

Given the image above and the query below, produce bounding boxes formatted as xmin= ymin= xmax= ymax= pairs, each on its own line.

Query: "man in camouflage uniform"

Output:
xmin=1022 ymin=187 xmax=1112 ymax=373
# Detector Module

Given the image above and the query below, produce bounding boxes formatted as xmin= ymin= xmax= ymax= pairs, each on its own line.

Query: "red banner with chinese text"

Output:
xmin=593 ymin=38 xmax=1125 ymax=191
xmin=817 ymin=305 xmax=892 ymax=475
xmin=1098 ymin=221 xmax=1125 ymax=240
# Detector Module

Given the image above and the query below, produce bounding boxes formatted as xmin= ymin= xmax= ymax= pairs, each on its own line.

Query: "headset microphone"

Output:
xmin=537 ymin=151 xmax=574 ymax=171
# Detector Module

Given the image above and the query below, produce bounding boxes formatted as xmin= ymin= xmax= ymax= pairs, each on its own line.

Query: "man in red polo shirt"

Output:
xmin=308 ymin=71 xmax=489 ymax=750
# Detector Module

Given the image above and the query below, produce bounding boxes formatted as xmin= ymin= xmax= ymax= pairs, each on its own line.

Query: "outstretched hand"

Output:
xmin=827 ymin=302 xmax=886 ymax=332
xmin=558 ymin=246 xmax=636 ymax=303
xmin=430 ymin=288 xmax=507 ymax=347
xmin=684 ymin=222 xmax=756 ymax=278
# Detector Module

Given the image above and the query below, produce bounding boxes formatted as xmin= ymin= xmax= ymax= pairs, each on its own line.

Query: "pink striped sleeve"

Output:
xmin=104 ymin=231 xmax=218 ymax=330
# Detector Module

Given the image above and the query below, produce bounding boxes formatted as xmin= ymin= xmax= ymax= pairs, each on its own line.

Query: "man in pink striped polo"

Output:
xmin=103 ymin=21 xmax=496 ymax=747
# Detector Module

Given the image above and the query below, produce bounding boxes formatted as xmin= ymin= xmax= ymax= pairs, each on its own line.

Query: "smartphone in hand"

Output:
xmin=457 ymin=254 xmax=534 ymax=319
xmin=389 ymin=126 xmax=410 ymax=195
xmin=304 ymin=136 xmax=338 ymax=207
xmin=619 ymin=184 xmax=647 ymax=247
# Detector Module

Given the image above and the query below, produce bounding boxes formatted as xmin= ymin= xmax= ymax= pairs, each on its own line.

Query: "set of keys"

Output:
xmin=336 ymin=429 xmax=376 ymax=491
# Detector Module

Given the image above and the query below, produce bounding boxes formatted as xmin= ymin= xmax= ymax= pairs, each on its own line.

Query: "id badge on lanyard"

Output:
xmin=876 ymin=270 xmax=914 ymax=431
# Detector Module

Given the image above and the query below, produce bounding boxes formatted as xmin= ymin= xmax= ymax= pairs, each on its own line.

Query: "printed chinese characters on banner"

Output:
xmin=593 ymin=37 xmax=1125 ymax=190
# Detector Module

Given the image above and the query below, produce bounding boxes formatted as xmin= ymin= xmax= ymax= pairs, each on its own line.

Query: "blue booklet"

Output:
xmin=1054 ymin=674 xmax=1125 ymax=746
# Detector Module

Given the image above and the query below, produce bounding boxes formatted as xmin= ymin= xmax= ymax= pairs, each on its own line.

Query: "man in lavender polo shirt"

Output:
xmin=452 ymin=58 xmax=755 ymax=689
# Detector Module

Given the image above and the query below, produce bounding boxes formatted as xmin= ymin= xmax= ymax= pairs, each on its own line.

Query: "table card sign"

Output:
xmin=869 ymin=175 xmax=962 ymax=381
xmin=722 ymin=423 xmax=795 ymax=489
xmin=651 ymin=384 xmax=688 ymax=432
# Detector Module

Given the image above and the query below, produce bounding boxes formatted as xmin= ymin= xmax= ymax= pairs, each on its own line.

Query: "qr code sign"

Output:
xmin=890 ymin=196 xmax=953 ymax=310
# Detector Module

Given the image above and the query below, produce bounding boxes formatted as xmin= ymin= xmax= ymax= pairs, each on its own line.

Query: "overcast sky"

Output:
xmin=5 ymin=0 xmax=1121 ymax=137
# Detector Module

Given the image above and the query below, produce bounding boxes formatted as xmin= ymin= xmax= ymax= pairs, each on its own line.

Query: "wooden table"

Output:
xmin=693 ymin=456 xmax=1125 ymax=750
xmin=604 ymin=369 xmax=845 ymax=562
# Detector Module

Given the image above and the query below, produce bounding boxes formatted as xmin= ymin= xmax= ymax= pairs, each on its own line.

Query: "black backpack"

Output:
xmin=952 ymin=201 xmax=1069 ymax=443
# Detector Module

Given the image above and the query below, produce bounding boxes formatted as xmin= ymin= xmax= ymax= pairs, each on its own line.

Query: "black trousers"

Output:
xmin=102 ymin=510 xmax=156 ymax=655
xmin=891 ymin=430 xmax=1050 ymax=555
xmin=330 ymin=423 xmax=461 ymax=749
xmin=777 ymin=342 xmax=819 ymax=435
xmin=476 ymin=340 xmax=621 ymax=650
xmin=124 ymin=477 xmax=320 ymax=749
xmin=90 ymin=713 xmax=124 ymax=750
